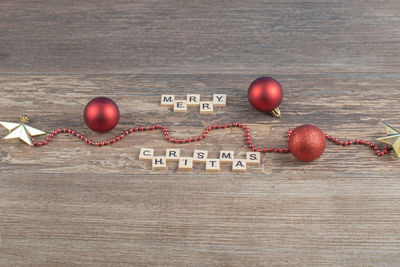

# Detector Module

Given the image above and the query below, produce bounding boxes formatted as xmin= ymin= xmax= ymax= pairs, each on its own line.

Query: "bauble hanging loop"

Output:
xmin=248 ymin=76 xmax=283 ymax=118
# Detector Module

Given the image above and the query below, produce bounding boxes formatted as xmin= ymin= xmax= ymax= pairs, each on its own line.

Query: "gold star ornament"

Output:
xmin=376 ymin=122 xmax=400 ymax=158
xmin=0 ymin=115 xmax=45 ymax=146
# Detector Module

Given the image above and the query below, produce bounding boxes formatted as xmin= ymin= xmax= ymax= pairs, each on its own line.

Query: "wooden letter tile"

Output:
xmin=166 ymin=148 xmax=180 ymax=161
xmin=187 ymin=94 xmax=200 ymax=107
xmin=139 ymin=148 xmax=154 ymax=161
xmin=232 ymin=159 xmax=247 ymax=172
xmin=178 ymin=157 xmax=193 ymax=170
xmin=219 ymin=150 xmax=234 ymax=163
xmin=206 ymin=159 xmax=220 ymax=172
xmin=161 ymin=95 xmax=175 ymax=107
xmin=193 ymin=150 xmax=208 ymax=163
xmin=174 ymin=100 xmax=187 ymax=112
xmin=213 ymin=94 xmax=227 ymax=107
xmin=152 ymin=156 xmax=166 ymax=169
xmin=246 ymin=151 xmax=260 ymax=165
xmin=200 ymin=102 xmax=213 ymax=114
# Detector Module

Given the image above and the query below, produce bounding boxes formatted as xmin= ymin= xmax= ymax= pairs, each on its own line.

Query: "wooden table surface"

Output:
xmin=1 ymin=1 xmax=400 ymax=266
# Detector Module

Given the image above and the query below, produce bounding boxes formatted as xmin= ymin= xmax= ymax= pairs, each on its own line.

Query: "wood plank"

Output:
xmin=1 ymin=1 xmax=400 ymax=75
xmin=1 ymin=172 xmax=400 ymax=266
xmin=1 ymin=65 xmax=400 ymax=267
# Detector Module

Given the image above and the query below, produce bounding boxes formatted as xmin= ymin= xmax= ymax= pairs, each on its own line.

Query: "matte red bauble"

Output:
xmin=288 ymin=124 xmax=326 ymax=162
xmin=248 ymin=76 xmax=283 ymax=118
xmin=84 ymin=97 xmax=120 ymax=133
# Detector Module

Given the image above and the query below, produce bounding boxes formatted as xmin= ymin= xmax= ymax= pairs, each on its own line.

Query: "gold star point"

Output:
xmin=376 ymin=122 xmax=400 ymax=158
xmin=0 ymin=116 xmax=45 ymax=146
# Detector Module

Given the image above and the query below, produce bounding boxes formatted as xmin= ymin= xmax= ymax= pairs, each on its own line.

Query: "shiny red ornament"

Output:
xmin=288 ymin=124 xmax=326 ymax=162
xmin=84 ymin=97 xmax=120 ymax=133
xmin=248 ymin=77 xmax=283 ymax=117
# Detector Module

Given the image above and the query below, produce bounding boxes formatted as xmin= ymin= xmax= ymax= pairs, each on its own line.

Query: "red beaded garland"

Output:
xmin=30 ymin=122 xmax=391 ymax=160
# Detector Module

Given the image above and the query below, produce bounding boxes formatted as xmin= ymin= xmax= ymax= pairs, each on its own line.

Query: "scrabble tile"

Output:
xmin=178 ymin=157 xmax=193 ymax=170
xmin=174 ymin=100 xmax=187 ymax=112
xmin=232 ymin=159 xmax=247 ymax=172
xmin=161 ymin=95 xmax=175 ymax=107
xmin=193 ymin=150 xmax=208 ymax=163
xmin=166 ymin=148 xmax=180 ymax=161
xmin=246 ymin=152 xmax=261 ymax=165
xmin=219 ymin=150 xmax=234 ymax=163
xmin=206 ymin=159 xmax=220 ymax=172
xmin=187 ymin=94 xmax=200 ymax=106
xmin=152 ymin=156 xmax=166 ymax=169
xmin=200 ymin=102 xmax=213 ymax=114
xmin=139 ymin=148 xmax=154 ymax=161
xmin=213 ymin=94 xmax=227 ymax=107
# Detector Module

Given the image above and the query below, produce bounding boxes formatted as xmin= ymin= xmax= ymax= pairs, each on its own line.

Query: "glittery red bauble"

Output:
xmin=248 ymin=77 xmax=283 ymax=112
xmin=84 ymin=97 xmax=120 ymax=133
xmin=288 ymin=124 xmax=326 ymax=162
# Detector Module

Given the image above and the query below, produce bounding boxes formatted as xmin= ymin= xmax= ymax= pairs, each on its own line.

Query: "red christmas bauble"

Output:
xmin=84 ymin=97 xmax=120 ymax=133
xmin=248 ymin=77 xmax=283 ymax=112
xmin=288 ymin=124 xmax=326 ymax=162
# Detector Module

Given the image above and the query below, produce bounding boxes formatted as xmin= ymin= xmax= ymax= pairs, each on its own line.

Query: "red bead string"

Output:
xmin=32 ymin=122 xmax=289 ymax=153
xmin=32 ymin=123 xmax=391 ymax=157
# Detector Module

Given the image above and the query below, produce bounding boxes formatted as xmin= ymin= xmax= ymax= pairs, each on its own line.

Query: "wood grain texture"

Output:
xmin=1 ymin=1 xmax=400 ymax=266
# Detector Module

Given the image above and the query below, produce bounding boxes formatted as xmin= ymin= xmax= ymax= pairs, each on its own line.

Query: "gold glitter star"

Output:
xmin=0 ymin=115 xmax=45 ymax=146
xmin=376 ymin=122 xmax=400 ymax=158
